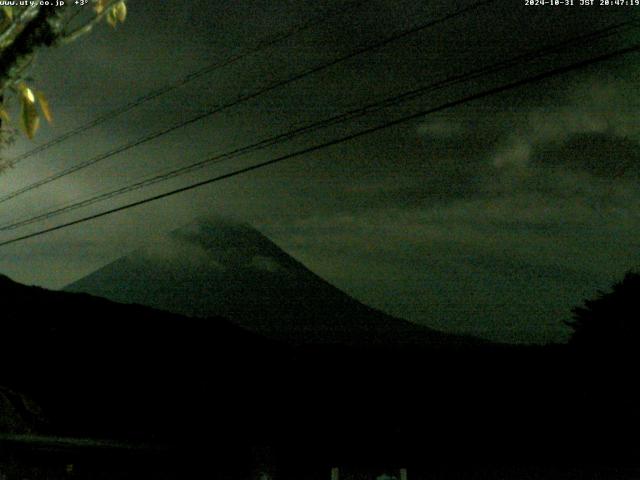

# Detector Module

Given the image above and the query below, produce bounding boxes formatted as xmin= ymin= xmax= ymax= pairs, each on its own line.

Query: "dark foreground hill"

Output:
xmin=64 ymin=217 xmax=479 ymax=347
xmin=0 ymin=273 xmax=294 ymax=443
xmin=1 ymin=273 xmax=639 ymax=475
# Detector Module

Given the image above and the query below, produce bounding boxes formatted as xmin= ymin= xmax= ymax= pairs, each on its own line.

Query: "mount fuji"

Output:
xmin=65 ymin=217 xmax=478 ymax=347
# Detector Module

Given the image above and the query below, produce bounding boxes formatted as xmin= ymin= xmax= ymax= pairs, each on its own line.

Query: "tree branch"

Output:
xmin=61 ymin=0 xmax=122 ymax=45
xmin=0 ymin=5 xmax=41 ymax=48
xmin=0 ymin=5 xmax=67 ymax=94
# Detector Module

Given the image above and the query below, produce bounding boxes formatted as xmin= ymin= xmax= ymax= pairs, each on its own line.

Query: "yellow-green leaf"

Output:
xmin=0 ymin=107 xmax=9 ymax=124
xmin=2 ymin=6 xmax=13 ymax=21
xmin=106 ymin=7 xmax=118 ymax=28
xmin=20 ymin=102 xmax=40 ymax=139
xmin=115 ymin=1 xmax=126 ymax=22
xmin=19 ymin=85 xmax=40 ymax=139
xmin=36 ymin=91 xmax=53 ymax=124
xmin=18 ymin=83 xmax=35 ymax=103
xmin=93 ymin=0 xmax=107 ymax=14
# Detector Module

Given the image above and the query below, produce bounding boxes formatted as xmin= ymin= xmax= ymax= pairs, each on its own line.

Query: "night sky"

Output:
xmin=0 ymin=0 xmax=638 ymax=343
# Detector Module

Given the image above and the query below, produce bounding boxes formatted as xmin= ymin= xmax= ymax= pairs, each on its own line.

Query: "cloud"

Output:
xmin=140 ymin=234 xmax=224 ymax=270
xmin=530 ymin=133 xmax=640 ymax=180
xmin=489 ymin=76 xmax=640 ymax=173
xmin=263 ymin=193 xmax=640 ymax=344
xmin=417 ymin=119 xmax=466 ymax=139
xmin=492 ymin=138 xmax=532 ymax=168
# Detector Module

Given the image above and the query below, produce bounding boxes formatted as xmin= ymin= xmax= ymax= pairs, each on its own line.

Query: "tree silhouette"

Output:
xmin=566 ymin=271 xmax=640 ymax=356
xmin=565 ymin=271 xmax=640 ymax=435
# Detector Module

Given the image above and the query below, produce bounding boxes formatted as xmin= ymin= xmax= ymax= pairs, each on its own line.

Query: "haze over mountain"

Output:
xmin=64 ymin=217 xmax=478 ymax=347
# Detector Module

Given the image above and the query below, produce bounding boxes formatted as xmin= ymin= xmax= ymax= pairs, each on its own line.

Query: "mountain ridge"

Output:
xmin=0 ymin=272 xmax=626 ymax=466
xmin=0 ymin=272 xmax=295 ymax=442
xmin=64 ymin=216 xmax=482 ymax=347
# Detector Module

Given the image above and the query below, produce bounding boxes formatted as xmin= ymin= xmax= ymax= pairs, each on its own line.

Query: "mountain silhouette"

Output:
xmin=0 ymin=273 xmax=295 ymax=441
xmin=0 ymin=273 xmax=495 ymax=460
xmin=1 ymin=273 xmax=634 ymax=469
xmin=65 ymin=217 xmax=477 ymax=347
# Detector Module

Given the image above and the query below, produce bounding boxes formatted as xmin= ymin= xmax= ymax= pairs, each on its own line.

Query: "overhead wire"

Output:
xmin=5 ymin=0 xmax=369 ymax=166
xmin=0 ymin=0 xmax=497 ymax=206
xmin=0 ymin=21 xmax=633 ymax=233
xmin=0 ymin=42 xmax=637 ymax=247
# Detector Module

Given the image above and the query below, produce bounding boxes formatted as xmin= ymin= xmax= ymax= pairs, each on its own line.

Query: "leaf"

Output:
xmin=106 ymin=7 xmax=118 ymax=28
xmin=19 ymin=83 xmax=35 ymax=103
xmin=18 ymin=85 xmax=39 ymax=139
xmin=115 ymin=1 xmax=126 ymax=22
xmin=93 ymin=0 xmax=107 ymax=14
xmin=20 ymin=102 xmax=40 ymax=139
xmin=0 ymin=107 xmax=9 ymax=124
xmin=35 ymin=91 xmax=53 ymax=124
xmin=2 ymin=6 xmax=13 ymax=21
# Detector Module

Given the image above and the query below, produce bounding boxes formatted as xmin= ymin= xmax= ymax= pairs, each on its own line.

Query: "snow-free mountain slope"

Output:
xmin=65 ymin=217 xmax=478 ymax=346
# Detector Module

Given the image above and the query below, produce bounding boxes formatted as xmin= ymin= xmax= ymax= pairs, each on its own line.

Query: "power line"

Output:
xmin=0 ymin=21 xmax=632 ymax=233
xmin=0 ymin=42 xmax=637 ymax=248
xmin=0 ymin=0 xmax=497 ymax=206
xmin=5 ymin=0 xmax=368 ymax=166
